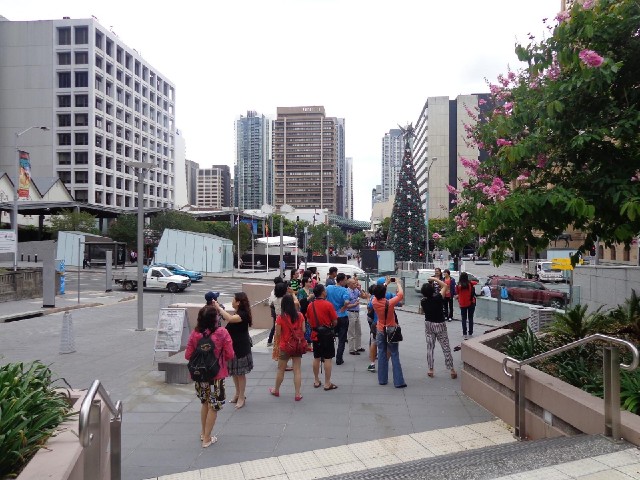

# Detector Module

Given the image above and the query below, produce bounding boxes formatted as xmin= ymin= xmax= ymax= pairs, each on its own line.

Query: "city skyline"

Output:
xmin=1 ymin=0 xmax=561 ymax=221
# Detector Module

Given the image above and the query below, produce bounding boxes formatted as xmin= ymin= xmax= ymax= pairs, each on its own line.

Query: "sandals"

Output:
xmin=427 ymin=370 xmax=434 ymax=378
xmin=285 ymin=366 xmax=293 ymax=372
xmin=324 ymin=383 xmax=338 ymax=391
xmin=229 ymin=396 xmax=238 ymax=404
xmin=269 ymin=388 xmax=280 ymax=397
xmin=450 ymin=370 xmax=458 ymax=379
xmin=202 ymin=435 xmax=217 ymax=448
xmin=313 ymin=381 xmax=322 ymax=388
xmin=295 ymin=394 xmax=303 ymax=401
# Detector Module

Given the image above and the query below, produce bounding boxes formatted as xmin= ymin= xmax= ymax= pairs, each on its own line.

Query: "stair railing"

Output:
xmin=79 ymin=379 xmax=123 ymax=480
xmin=502 ymin=333 xmax=639 ymax=441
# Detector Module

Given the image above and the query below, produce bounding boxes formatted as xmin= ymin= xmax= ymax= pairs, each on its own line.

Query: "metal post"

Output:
xmin=326 ymin=230 xmax=330 ymax=262
xmin=266 ymin=216 xmax=269 ymax=273
xmin=294 ymin=221 xmax=298 ymax=272
xmin=236 ymin=209 xmax=240 ymax=273
xmin=78 ymin=239 xmax=81 ymax=304
xmin=425 ymin=157 xmax=435 ymax=262
xmin=13 ymin=133 xmax=19 ymax=271
xmin=136 ymin=167 xmax=145 ymax=331
xmin=303 ymin=226 xmax=308 ymax=272
xmin=514 ymin=368 xmax=526 ymax=440
xmin=251 ymin=229 xmax=255 ymax=274
xmin=105 ymin=250 xmax=112 ymax=293
xmin=496 ymin=292 xmax=502 ymax=321
xmin=604 ymin=346 xmax=621 ymax=441
xmin=279 ymin=215 xmax=284 ymax=277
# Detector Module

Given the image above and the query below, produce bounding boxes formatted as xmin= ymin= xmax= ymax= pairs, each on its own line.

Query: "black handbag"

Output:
xmin=312 ymin=302 xmax=334 ymax=339
xmin=383 ymin=300 xmax=402 ymax=343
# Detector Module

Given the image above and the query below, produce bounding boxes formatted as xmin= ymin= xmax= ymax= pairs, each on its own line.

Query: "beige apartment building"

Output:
xmin=196 ymin=165 xmax=231 ymax=209
xmin=272 ymin=106 xmax=339 ymax=214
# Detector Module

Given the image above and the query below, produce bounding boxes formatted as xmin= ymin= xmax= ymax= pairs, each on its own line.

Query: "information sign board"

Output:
xmin=154 ymin=308 xmax=190 ymax=352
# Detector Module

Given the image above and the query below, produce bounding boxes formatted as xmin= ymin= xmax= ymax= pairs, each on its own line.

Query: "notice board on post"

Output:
xmin=154 ymin=308 xmax=190 ymax=353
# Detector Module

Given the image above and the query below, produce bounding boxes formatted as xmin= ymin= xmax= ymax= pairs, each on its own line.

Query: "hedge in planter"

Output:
xmin=0 ymin=361 xmax=75 ymax=478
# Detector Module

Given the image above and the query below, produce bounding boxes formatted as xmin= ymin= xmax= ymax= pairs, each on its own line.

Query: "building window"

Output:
xmin=106 ymin=39 xmax=113 ymax=57
xmin=95 ymin=134 xmax=103 ymax=148
xmin=75 ymin=151 xmax=89 ymax=164
xmin=58 ymin=171 xmax=71 ymax=183
xmin=95 ymin=74 xmax=103 ymax=91
xmin=75 ymin=51 xmax=89 ymax=64
xmin=75 ymin=171 xmax=88 ymax=183
xmin=106 ymin=62 xmax=113 ymax=75
xmin=74 ymin=26 xmax=88 ymax=44
xmin=95 ymin=191 xmax=103 ymax=203
xmin=58 ymin=95 xmax=71 ymax=107
xmin=95 ymin=54 xmax=103 ymax=69
xmin=75 ymin=71 xmax=88 ymax=88
xmin=610 ymin=246 xmax=617 ymax=261
xmin=95 ymin=153 xmax=103 ymax=166
xmin=58 ymin=133 xmax=71 ymax=146
xmin=75 ymin=190 xmax=89 ymax=202
xmin=75 ymin=113 xmax=89 ymax=126
xmin=95 ymin=97 xmax=103 ymax=111
xmin=57 ymin=52 xmax=71 ymax=65
xmin=95 ymin=30 xmax=103 ymax=49
xmin=624 ymin=246 xmax=631 ymax=262
xmin=57 ymin=114 xmax=71 ymax=127
xmin=57 ymin=27 xmax=71 ymax=45
xmin=57 ymin=152 xmax=71 ymax=164
xmin=116 ymin=47 xmax=123 ymax=64
xmin=75 ymin=94 xmax=89 ymax=107
xmin=58 ymin=72 xmax=71 ymax=88
xmin=75 ymin=133 xmax=89 ymax=145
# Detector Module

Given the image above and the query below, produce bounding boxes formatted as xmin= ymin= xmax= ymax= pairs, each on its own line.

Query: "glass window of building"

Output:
xmin=58 ymin=72 xmax=71 ymax=88
xmin=58 ymin=133 xmax=71 ymax=146
xmin=57 ymin=114 xmax=71 ymax=127
xmin=75 ymin=113 xmax=89 ymax=126
xmin=58 ymin=52 xmax=71 ymax=65
xmin=58 ymin=152 xmax=71 ymax=164
xmin=75 ymin=71 xmax=88 ymax=88
xmin=75 ymin=94 xmax=89 ymax=107
xmin=58 ymin=171 xmax=71 ymax=183
xmin=74 ymin=26 xmax=88 ymax=44
xmin=58 ymin=95 xmax=71 ymax=107
xmin=57 ymin=27 xmax=71 ymax=45
xmin=75 ymin=152 xmax=89 ymax=164
xmin=75 ymin=133 xmax=89 ymax=145
xmin=75 ymin=51 xmax=89 ymax=64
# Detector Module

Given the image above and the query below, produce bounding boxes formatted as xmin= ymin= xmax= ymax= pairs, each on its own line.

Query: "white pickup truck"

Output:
xmin=521 ymin=259 xmax=564 ymax=282
xmin=114 ymin=266 xmax=191 ymax=292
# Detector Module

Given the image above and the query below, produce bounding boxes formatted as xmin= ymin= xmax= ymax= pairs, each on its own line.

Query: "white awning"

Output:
xmin=255 ymin=236 xmax=298 ymax=246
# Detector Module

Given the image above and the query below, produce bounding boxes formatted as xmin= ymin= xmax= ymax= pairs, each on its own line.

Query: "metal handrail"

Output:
xmin=79 ymin=379 xmax=123 ymax=479
xmin=502 ymin=333 xmax=639 ymax=442
xmin=503 ymin=333 xmax=639 ymax=378
xmin=251 ymin=296 xmax=271 ymax=308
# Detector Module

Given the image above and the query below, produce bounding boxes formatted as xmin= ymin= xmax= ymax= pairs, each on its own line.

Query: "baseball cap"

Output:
xmin=204 ymin=291 xmax=220 ymax=302
xmin=376 ymin=277 xmax=386 ymax=285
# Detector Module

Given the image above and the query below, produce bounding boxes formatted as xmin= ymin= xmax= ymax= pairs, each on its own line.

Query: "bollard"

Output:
xmin=35 ymin=253 xmax=38 ymax=263
xmin=59 ymin=311 xmax=76 ymax=354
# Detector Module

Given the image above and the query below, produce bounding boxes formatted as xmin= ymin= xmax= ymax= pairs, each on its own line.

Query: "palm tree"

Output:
xmin=609 ymin=290 xmax=640 ymax=339
xmin=544 ymin=304 xmax=605 ymax=342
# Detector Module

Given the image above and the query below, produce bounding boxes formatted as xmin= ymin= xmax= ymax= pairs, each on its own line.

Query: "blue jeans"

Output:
xmin=335 ymin=316 xmax=349 ymax=362
xmin=461 ymin=304 xmax=475 ymax=335
xmin=376 ymin=332 xmax=405 ymax=387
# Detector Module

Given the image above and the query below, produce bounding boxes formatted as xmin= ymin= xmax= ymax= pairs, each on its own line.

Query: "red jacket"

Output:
xmin=185 ymin=327 xmax=235 ymax=380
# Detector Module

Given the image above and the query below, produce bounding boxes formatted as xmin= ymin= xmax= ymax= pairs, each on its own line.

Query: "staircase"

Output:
xmin=143 ymin=421 xmax=640 ymax=480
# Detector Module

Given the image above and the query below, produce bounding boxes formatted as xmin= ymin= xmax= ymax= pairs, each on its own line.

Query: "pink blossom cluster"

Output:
xmin=536 ymin=155 xmax=548 ymax=168
xmin=454 ymin=212 xmax=470 ymax=231
xmin=432 ymin=233 xmax=442 ymax=240
xmin=460 ymin=156 xmax=480 ymax=175
xmin=556 ymin=11 xmax=570 ymax=23
xmin=547 ymin=59 xmax=561 ymax=80
xmin=481 ymin=177 xmax=509 ymax=202
xmin=446 ymin=184 xmax=459 ymax=195
xmin=496 ymin=138 xmax=513 ymax=147
xmin=631 ymin=170 xmax=640 ymax=182
xmin=582 ymin=0 xmax=595 ymax=9
xmin=479 ymin=237 xmax=487 ymax=245
xmin=516 ymin=171 xmax=530 ymax=181
xmin=479 ymin=98 xmax=487 ymax=106
xmin=579 ymin=49 xmax=604 ymax=68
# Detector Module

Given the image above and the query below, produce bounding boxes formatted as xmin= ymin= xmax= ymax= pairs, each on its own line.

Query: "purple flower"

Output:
xmin=579 ymin=49 xmax=604 ymax=68
xmin=583 ymin=0 xmax=595 ymax=9
xmin=496 ymin=138 xmax=513 ymax=147
xmin=556 ymin=11 xmax=570 ymax=23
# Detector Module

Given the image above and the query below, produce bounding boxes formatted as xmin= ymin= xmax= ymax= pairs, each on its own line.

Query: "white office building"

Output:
xmin=381 ymin=128 xmax=404 ymax=202
xmin=413 ymin=94 xmax=489 ymax=220
xmin=0 ymin=17 xmax=177 ymax=209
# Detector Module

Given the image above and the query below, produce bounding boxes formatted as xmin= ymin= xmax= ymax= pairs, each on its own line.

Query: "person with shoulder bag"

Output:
xmin=421 ymin=278 xmax=457 ymax=380
xmin=306 ymin=284 xmax=339 ymax=390
xmin=371 ymin=276 xmax=406 ymax=388
xmin=455 ymin=272 xmax=477 ymax=340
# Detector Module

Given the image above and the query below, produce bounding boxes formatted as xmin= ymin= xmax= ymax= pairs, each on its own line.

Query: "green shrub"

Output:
xmin=503 ymin=325 xmax=546 ymax=361
xmin=0 ymin=361 xmax=75 ymax=478
xmin=544 ymin=304 xmax=606 ymax=342
xmin=621 ymin=370 xmax=640 ymax=414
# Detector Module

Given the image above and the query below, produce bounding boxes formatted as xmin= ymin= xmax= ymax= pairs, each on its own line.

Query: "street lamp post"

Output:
xmin=126 ymin=161 xmax=154 ymax=331
xmin=13 ymin=126 xmax=49 ymax=271
xmin=425 ymin=157 xmax=436 ymax=264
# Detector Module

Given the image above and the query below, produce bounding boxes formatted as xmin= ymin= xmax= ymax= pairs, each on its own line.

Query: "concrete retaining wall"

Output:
xmin=574 ymin=265 xmax=640 ymax=312
xmin=0 ymin=269 xmax=43 ymax=303
xmin=461 ymin=329 xmax=640 ymax=444
xmin=474 ymin=296 xmax=532 ymax=323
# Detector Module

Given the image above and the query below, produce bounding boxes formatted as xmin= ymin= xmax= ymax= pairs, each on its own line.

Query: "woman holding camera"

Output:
xmin=420 ymin=278 xmax=457 ymax=379
xmin=371 ymin=276 xmax=406 ymax=388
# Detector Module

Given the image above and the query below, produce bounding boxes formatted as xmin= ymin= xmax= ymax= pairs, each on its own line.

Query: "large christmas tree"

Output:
xmin=387 ymin=124 xmax=426 ymax=261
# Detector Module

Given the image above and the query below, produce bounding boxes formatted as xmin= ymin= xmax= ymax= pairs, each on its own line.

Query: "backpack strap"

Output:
xmin=384 ymin=299 xmax=389 ymax=327
xmin=311 ymin=300 xmax=320 ymax=330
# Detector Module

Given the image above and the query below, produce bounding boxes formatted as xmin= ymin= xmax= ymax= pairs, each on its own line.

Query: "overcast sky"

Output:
xmin=5 ymin=0 xmax=560 ymax=221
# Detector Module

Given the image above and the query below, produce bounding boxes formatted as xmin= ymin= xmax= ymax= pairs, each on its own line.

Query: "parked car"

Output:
xmin=484 ymin=276 xmax=566 ymax=309
xmin=145 ymin=263 xmax=203 ymax=282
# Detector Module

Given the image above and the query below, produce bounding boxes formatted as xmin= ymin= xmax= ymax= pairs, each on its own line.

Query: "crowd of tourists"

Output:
xmin=185 ymin=265 xmax=477 ymax=448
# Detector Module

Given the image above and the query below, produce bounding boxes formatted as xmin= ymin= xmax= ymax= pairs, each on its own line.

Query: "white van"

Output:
xmin=300 ymin=262 xmax=365 ymax=282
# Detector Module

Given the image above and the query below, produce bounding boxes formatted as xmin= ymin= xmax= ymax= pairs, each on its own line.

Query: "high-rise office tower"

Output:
xmin=234 ymin=111 xmax=271 ymax=210
xmin=0 ymin=17 xmax=177 ymax=209
xmin=413 ymin=94 xmax=490 ymax=220
xmin=196 ymin=165 xmax=231 ymax=209
xmin=185 ymin=160 xmax=199 ymax=206
xmin=335 ymin=118 xmax=346 ymax=216
xmin=381 ymin=129 xmax=404 ymax=202
xmin=344 ymin=157 xmax=353 ymax=220
xmin=272 ymin=106 xmax=339 ymax=213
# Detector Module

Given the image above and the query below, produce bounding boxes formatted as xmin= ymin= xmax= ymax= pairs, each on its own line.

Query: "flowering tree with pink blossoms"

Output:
xmin=448 ymin=0 xmax=640 ymax=264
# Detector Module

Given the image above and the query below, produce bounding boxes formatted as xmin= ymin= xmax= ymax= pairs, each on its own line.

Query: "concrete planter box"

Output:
xmin=0 ymin=269 xmax=44 ymax=303
xmin=17 ymin=389 xmax=113 ymax=480
xmin=461 ymin=329 xmax=640 ymax=444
